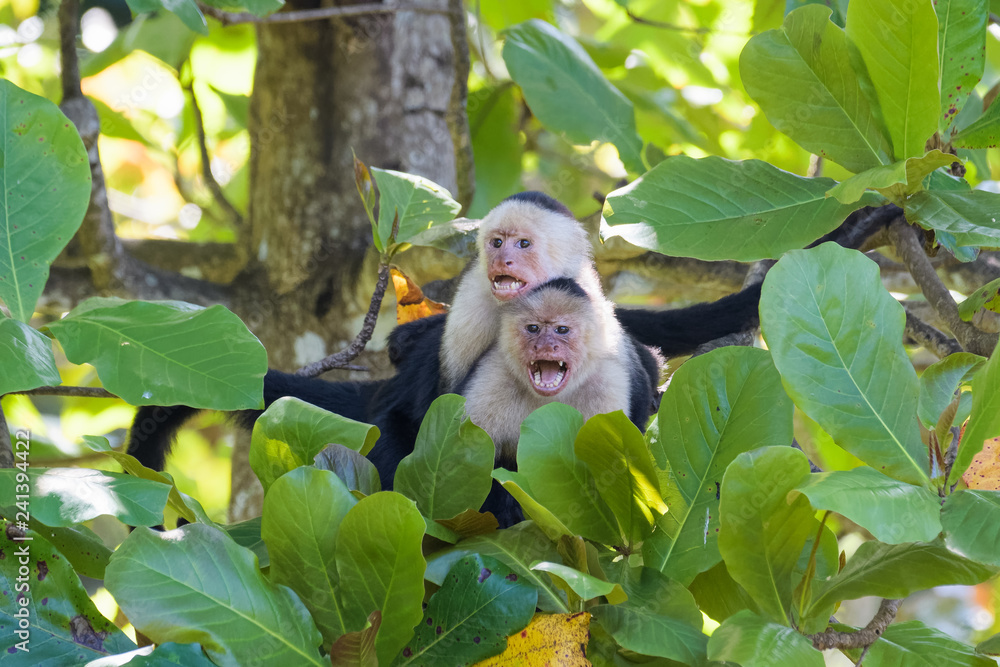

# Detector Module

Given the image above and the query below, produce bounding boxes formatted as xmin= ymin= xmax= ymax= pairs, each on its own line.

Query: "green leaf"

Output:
xmin=575 ymin=411 xmax=665 ymax=546
xmin=398 ymin=555 xmax=537 ymax=666
xmin=941 ymin=489 xmax=1000 ymax=566
xmin=502 ymin=19 xmax=644 ymax=173
xmin=491 ymin=468 xmax=573 ymax=541
xmin=425 ymin=523 xmax=568 ymax=613
xmin=707 ymin=610 xmax=824 ymax=667
xmin=760 ymin=244 xmax=928 ymax=485
xmin=601 ymin=156 xmax=880 ymax=261
xmin=808 ymin=539 xmax=996 ymax=614
xmin=918 ymin=352 xmax=984 ymax=427
xmin=688 ymin=561 xmax=762 ymax=624
xmin=937 ymin=0 xmax=988 ymax=130
xmin=644 ymin=347 xmax=793 ymax=585
xmin=17 ymin=519 xmax=112 ymax=579
xmin=741 ymin=4 xmax=892 ymax=173
xmin=394 ymin=395 xmax=495 ymax=520
xmin=116 ymin=642 xmax=217 ymax=665
xmin=371 ymin=168 xmax=461 ymax=250
xmin=46 ymin=298 xmax=266 ymax=409
xmin=314 ymin=443 xmax=382 ymax=496
xmin=795 ymin=467 xmax=942 ymax=543
xmin=953 ymin=95 xmax=1000 ymax=148
xmin=904 ymin=190 xmax=1000 ymax=247
xmin=221 ymin=516 xmax=268 ymax=568
xmin=949 ymin=347 xmax=1000 ymax=485
xmin=826 ymin=150 xmax=957 ymax=204
xmin=0 ymin=521 xmax=135 ymax=662
xmin=0 ymin=467 xmax=169 ymax=527
xmin=200 ymin=0 xmax=282 ymax=18
xmin=978 ymin=632 xmax=1000 ymax=656
xmin=841 ymin=620 xmax=996 ymax=666
xmin=124 ymin=0 xmax=208 ymax=35
xmin=590 ymin=566 xmax=708 ymax=664
xmin=250 ymin=397 xmax=379 ymax=493
xmin=0 ymin=318 xmax=60 ymax=394
xmin=718 ymin=447 xmax=814 ymax=623
xmin=0 ymin=80 xmax=91 ymax=322
xmin=530 ymin=561 xmax=625 ymax=603
xmin=329 ymin=611 xmax=380 ymax=667
xmin=335 ymin=492 xmax=426 ymax=666
xmin=847 ymin=0 xmax=940 ymax=159
xmin=467 ymin=84 xmax=523 ymax=219
xmin=262 ymin=467 xmax=358 ymax=646
xmin=106 ymin=525 xmax=324 ymax=666
xmin=958 ymin=277 xmax=1000 ymax=321
xmin=515 ymin=403 xmax=619 ymax=544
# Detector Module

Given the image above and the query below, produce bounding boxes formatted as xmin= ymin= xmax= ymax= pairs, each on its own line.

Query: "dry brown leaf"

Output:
xmin=472 ymin=612 xmax=591 ymax=667
xmin=391 ymin=267 xmax=448 ymax=324
xmin=962 ymin=436 xmax=1000 ymax=490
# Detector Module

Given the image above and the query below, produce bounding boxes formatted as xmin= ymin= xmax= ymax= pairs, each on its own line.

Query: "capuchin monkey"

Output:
xmin=461 ymin=277 xmax=660 ymax=468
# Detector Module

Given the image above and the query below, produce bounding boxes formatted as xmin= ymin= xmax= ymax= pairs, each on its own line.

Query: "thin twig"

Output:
xmin=295 ymin=263 xmax=391 ymax=377
xmin=187 ymin=84 xmax=245 ymax=228
xmin=198 ymin=1 xmax=448 ymax=27
xmin=58 ymin=0 xmax=82 ymax=101
xmin=809 ymin=598 xmax=902 ymax=650
xmin=888 ymin=219 xmax=998 ymax=356
xmin=14 ymin=386 xmax=119 ymax=399
xmin=903 ymin=306 xmax=963 ymax=358
xmin=624 ymin=8 xmax=712 ymax=33
xmin=0 ymin=402 xmax=13 ymax=469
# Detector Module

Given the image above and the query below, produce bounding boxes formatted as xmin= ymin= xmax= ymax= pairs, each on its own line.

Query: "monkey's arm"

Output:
xmin=615 ymin=282 xmax=762 ymax=357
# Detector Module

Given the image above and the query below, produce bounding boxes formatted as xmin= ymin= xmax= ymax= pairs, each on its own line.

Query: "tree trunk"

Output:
xmin=228 ymin=0 xmax=472 ymax=520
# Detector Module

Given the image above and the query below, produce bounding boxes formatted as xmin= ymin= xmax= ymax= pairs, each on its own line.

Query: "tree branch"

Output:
xmin=888 ymin=219 xmax=998 ymax=356
xmin=14 ymin=386 xmax=118 ymax=399
xmin=187 ymin=85 xmax=245 ymax=229
xmin=295 ymin=263 xmax=391 ymax=377
xmin=0 ymin=403 xmax=12 ymax=469
xmin=903 ymin=305 xmax=963 ymax=358
xmin=198 ymin=1 xmax=448 ymax=27
xmin=809 ymin=598 xmax=902 ymax=650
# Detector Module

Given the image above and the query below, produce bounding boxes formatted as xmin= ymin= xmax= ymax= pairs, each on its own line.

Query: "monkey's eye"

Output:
xmin=517 ymin=239 xmax=531 ymax=249
xmin=526 ymin=324 xmax=540 ymax=333
xmin=491 ymin=238 xmax=503 ymax=248
xmin=555 ymin=326 xmax=570 ymax=335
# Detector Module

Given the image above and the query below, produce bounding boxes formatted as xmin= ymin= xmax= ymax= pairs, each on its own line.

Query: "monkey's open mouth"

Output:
xmin=491 ymin=275 xmax=528 ymax=301
xmin=529 ymin=359 xmax=569 ymax=396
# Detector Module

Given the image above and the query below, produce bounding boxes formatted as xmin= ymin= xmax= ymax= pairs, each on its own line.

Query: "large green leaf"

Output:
xmin=937 ymin=0 xmax=988 ymax=130
xmin=688 ymin=561 xmax=762 ymax=624
xmin=262 ymin=467 xmax=358 ymax=646
xmin=795 ymin=467 xmax=941 ymax=543
xmin=718 ymin=447 xmax=814 ymax=624
xmin=106 ymin=524 xmax=325 ymax=666
xmin=0 ymin=81 xmax=91 ymax=322
xmin=314 ymin=443 xmax=382 ymax=496
xmin=918 ymin=353 xmax=984 ymax=428
xmin=398 ymin=555 xmax=537 ymax=666
xmin=46 ymin=298 xmax=266 ymax=409
xmin=941 ymin=489 xmax=1000 ymax=566
xmin=707 ymin=610 xmax=823 ymax=667
xmin=467 ymin=85 xmax=523 ymax=219
xmin=250 ymin=397 xmax=379 ymax=493
xmin=958 ymin=277 xmax=1000 ymax=321
xmin=953 ymin=96 xmax=1000 ymax=148
xmin=502 ymin=19 xmax=644 ymax=173
xmin=644 ymin=347 xmax=792 ymax=585
xmin=530 ymin=561 xmax=624 ymax=603
xmin=335 ymin=492 xmax=426 ymax=666
xmin=949 ymin=347 xmax=1000 ymax=485
xmin=0 ymin=522 xmax=135 ymax=662
xmin=826 ymin=150 xmax=958 ymax=204
xmin=0 ymin=467 xmax=169 ymax=527
xmin=808 ymin=539 xmax=996 ymax=614
xmin=424 ymin=523 xmax=568 ymax=613
xmin=760 ymin=244 xmax=927 ymax=485
xmin=847 ymin=0 xmax=940 ymax=159
xmin=124 ymin=0 xmax=208 ymax=34
xmin=590 ymin=566 xmax=708 ymax=665
xmin=0 ymin=318 xmax=60 ymax=394
xmin=371 ymin=168 xmax=461 ymax=252
xmin=741 ymin=4 xmax=892 ymax=173
xmin=904 ymin=190 xmax=1000 ymax=247
xmin=600 ymin=156 xmax=880 ymax=261
xmin=515 ymin=403 xmax=619 ymax=544
xmin=491 ymin=468 xmax=574 ymax=541
xmin=575 ymin=411 xmax=665 ymax=547
xmin=394 ymin=394 xmax=494 ymax=520
xmin=841 ymin=620 xmax=996 ymax=666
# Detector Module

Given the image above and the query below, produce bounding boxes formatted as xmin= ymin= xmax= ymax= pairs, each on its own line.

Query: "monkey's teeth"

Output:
xmin=493 ymin=278 xmax=524 ymax=291
xmin=532 ymin=362 xmax=567 ymax=389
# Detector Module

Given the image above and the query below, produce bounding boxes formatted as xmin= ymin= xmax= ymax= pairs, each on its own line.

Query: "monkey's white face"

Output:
xmin=504 ymin=297 xmax=591 ymax=397
xmin=482 ymin=229 xmax=548 ymax=302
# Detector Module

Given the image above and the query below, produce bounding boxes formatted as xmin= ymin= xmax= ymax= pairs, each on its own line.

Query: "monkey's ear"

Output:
xmin=391 ymin=268 xmax=448 ymax=324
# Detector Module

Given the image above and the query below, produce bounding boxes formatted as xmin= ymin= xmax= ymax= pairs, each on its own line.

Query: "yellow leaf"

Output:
xmin=472 ymin=612 xmax=591 ymax=666
xmin=391 ymin=267 xmax=448 ymax=324
xmin=962 ymin=436 xmax=1000 ymax=490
